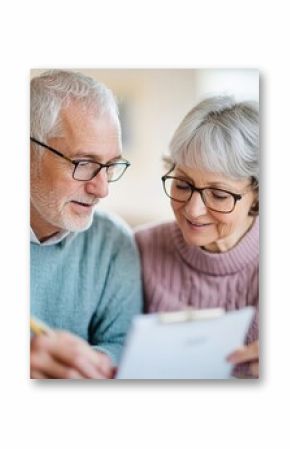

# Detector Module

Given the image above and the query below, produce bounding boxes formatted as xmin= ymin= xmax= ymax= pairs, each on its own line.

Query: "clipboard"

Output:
xmin=117 ymin=306 xmax=255 ymax=379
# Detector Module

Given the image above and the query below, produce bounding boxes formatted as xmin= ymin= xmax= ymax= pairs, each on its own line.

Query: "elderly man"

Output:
xmin=30 ymin=70 xmax=142 ymax=379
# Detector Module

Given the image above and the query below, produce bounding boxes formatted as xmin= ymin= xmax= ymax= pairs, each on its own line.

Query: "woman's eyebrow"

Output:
xmin=174 ymin=169 xmax=195 ymax=183
xmin=206 ymin=181 xmax=236 ymax=190
xmin=175 ymin=167 xmax=189 ymax=176
xmin=175 ymin=169 xmax=234 ymax=190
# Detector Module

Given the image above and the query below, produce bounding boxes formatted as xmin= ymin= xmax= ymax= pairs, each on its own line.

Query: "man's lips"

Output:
xmin=70 ymin=200 xmax=96 ymax=208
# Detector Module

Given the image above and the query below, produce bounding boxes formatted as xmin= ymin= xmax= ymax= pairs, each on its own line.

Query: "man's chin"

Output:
xmin=61 ymin=213 xmax=94 ymax=233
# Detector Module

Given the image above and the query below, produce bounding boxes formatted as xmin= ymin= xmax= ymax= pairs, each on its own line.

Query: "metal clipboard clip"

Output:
xmin=158 ymin=307 xmax=225 ymax=324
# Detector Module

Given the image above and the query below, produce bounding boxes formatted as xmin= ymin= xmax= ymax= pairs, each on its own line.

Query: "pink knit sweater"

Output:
xmin=135 ymin=217 xmax=259 ymax=348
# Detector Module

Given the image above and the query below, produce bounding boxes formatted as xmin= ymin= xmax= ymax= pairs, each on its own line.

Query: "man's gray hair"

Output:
xmin=30 ymin=70 xmax=120 ymax=143
xmin=169 ymin=95 xmax=259 ymax=184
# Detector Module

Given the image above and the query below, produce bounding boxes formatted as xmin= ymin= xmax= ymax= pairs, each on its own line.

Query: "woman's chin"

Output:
xmin=179 ymin=222 xmax=216 ymax=247
xmin=181 ymin=230 xmax=211 ymax=247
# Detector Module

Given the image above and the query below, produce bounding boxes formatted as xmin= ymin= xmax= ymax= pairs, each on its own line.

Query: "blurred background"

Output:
xmin=31 ymin=69 xmax=259 ymax=228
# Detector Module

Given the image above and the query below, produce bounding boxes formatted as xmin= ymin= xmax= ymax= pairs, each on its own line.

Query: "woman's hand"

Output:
xmin=227 ymin=340 xmax=259 ymax=378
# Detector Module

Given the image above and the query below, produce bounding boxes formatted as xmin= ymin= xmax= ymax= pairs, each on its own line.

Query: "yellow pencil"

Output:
xmin=30 ymin=316 xmax=52 ymax=336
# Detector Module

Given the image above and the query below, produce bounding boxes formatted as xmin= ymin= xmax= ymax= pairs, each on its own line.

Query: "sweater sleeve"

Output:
xmin=89 ymin=233 xmax=142 ymax=365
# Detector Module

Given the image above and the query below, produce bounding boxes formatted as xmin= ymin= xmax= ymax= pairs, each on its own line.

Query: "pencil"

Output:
xmin=30 ymin=316 xmax=52 ymax=336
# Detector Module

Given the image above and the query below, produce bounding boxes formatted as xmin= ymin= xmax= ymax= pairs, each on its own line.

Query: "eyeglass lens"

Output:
xmin=74 ymin=161 xmax=128 ymax=182
xmin=163 ymin=178 xmax=235 ymax=212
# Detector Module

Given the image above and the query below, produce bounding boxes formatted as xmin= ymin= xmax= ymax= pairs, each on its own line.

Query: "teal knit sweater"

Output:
xmin=31 ymin=210 xmax=142 ymax=364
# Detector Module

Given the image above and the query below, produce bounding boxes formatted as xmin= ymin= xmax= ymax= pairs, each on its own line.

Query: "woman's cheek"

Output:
xmin=216 ymin=222 xmax=232 ymax=239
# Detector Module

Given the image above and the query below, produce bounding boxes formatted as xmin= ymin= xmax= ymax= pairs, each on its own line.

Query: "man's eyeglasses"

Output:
xmin=161 ymin=168 xmax=251 ymax=214
xmin=30 ymin=137 xmax=130 ymax=182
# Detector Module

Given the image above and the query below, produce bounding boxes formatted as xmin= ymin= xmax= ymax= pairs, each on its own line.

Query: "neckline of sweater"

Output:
xmin=170 ymin=217 xmax=259 ymax=275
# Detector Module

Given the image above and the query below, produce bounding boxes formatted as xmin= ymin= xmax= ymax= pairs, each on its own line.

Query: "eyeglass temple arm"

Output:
xmin=30 ymin=137 xmax=75 ymax=164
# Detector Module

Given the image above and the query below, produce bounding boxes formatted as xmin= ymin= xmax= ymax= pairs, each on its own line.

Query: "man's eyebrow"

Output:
xmin=72 ymin=153 xmax=100 ymax=160
xmin=72 ymin=152 xmax=123 ymax=162
xmin=72 ymin=153 xmax=95 ymax=159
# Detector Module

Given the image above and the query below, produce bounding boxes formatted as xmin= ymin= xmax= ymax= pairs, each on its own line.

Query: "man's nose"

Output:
xmin=85 ymin=168 xmax=109 ymax=198
xmin=184 ymin=190 xmax=207 ymax=216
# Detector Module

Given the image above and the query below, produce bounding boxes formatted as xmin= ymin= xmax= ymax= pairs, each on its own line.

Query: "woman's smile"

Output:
xmin=184 ymin=217 xmax=214 ymax=230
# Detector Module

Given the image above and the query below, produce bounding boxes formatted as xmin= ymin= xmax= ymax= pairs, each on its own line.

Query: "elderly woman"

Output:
xmin=135 ymin=96 xmax=259 ymax=378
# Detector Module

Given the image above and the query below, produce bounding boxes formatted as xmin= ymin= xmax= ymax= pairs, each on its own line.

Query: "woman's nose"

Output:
xmin=184 ymin=190 xmax=207 ymax=217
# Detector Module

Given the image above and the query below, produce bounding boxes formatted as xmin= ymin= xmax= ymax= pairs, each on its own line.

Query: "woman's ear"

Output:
xmin=248 ymin=179 xmax=259 ymax=217
xmin=249 ymin=190 xmax=259 ymax=217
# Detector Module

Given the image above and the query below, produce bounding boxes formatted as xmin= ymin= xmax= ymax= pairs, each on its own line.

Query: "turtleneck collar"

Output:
xmin=171 ymin=217 xmax=259 ymax=275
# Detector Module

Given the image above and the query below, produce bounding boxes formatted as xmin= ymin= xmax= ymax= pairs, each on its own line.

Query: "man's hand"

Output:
xmin=30 ymin=330 xmax=115 ymax=379
xmin=227 ymin=340 xmax=259 ymax=378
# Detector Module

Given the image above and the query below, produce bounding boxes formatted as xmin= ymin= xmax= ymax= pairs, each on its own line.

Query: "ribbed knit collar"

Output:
xmin=171 ymin=217 xmax=259 ymax=275
xmin=30 ymin=227 xmax=70 ymax=246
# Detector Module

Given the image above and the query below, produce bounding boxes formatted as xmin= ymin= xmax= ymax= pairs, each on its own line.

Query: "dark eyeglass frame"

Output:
xmin=30 ymin=137 xmax=131 ymax=182
xmin=161 ymin=167 xmax=248 ymax=214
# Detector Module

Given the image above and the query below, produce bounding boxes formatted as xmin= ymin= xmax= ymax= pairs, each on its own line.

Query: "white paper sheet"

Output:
xmin=117 ymin=306 xmax=255 ymax=379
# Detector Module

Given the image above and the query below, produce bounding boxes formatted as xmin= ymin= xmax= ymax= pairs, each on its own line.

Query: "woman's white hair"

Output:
xmin=30 ymin=70 xmax=120 ymax=144
xmin=169 ymin=95 xmax=259 ymax=184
